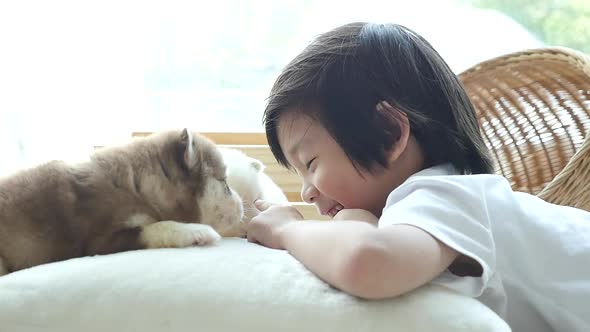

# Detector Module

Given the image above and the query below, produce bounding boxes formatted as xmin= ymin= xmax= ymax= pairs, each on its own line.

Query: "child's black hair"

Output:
xmin=263 ymin=22 xmax=494 ymax=175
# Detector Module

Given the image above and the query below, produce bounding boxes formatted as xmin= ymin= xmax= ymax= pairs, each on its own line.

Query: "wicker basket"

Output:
xmin=459 ymin=47 xmax=590 ymax=210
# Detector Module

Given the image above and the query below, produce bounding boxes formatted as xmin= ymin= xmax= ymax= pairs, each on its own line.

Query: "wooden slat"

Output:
xmin=132 ymin=132 xmax=268 ymax=145
xmin=284 ymin=191 xmax=302 ymax=202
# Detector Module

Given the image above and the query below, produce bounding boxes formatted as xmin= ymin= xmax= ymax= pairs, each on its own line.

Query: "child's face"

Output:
xmin=277 ymin=111 xmax=405 ymax=218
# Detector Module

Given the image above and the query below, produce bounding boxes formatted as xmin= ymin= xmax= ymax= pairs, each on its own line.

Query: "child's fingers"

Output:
xmin=254 ymin=199 xmax=273 ymax=211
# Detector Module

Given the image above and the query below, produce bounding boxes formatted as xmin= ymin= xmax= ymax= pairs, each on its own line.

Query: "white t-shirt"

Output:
xmin=379 ymin=164 xmax=590 ymax=332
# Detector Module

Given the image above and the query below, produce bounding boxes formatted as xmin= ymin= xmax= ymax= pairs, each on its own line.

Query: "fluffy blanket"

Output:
xmin=0 ymin=238 xmax=510 ymax=332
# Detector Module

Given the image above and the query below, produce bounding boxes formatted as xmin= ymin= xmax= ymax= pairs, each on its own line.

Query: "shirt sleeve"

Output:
xmin=379 ymin=175 xmax=498 ymax=297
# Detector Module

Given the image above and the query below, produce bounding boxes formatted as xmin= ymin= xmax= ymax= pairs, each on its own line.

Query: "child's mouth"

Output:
xmin=327 ymin=204 xmax=344 ymax=218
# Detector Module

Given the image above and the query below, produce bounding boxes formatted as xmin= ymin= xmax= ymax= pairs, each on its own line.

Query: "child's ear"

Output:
xmin=378 ymin=101 xmax=410 ymax=164
xmin=180 ymin=128 xmax=198 ymax=169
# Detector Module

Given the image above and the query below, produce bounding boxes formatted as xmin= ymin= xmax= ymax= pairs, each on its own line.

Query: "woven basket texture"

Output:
xmin=459 ymin=47 xmax=590 ymax=211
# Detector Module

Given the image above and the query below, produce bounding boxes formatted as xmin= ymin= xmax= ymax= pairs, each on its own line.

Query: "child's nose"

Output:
xmin=301 ymin=182 xmax=319 ymax=203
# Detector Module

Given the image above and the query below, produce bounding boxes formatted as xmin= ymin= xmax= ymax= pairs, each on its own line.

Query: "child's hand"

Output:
xmin=246 ymin=200 xmax=304 ymax=249
xmin=333 ymin=208 xmax=379 ymax=226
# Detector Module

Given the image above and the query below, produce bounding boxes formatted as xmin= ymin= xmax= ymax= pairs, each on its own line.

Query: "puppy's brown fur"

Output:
xmin=0 ymin=129 xmax=243 ymax=275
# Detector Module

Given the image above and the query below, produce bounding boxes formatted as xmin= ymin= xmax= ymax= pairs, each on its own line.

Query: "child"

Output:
xmin=245 ymin=22 xmax=590 ymax=332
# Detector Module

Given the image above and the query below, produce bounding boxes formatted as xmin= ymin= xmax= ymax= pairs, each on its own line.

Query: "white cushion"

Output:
xmin=0 ymin=238 xmax=510 ymax=332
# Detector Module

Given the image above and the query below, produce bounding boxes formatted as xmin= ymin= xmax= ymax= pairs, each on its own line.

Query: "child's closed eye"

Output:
xmin=305 ymin=157 xmax=317 ymax=170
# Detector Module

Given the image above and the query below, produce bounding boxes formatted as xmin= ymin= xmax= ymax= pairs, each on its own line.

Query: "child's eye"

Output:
xmin=305 ymin=157 xmax=317 ymax=170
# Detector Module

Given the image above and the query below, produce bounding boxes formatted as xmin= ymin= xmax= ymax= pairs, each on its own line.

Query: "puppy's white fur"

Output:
xmin=219 ymin=148 xmax=288 ymax=237
xmin=140 ymin=221 xmax=221 ymax=248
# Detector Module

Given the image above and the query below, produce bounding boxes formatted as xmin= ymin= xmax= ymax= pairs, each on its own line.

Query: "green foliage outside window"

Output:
xmin=463 ymin=0 xmax=590 ymax=53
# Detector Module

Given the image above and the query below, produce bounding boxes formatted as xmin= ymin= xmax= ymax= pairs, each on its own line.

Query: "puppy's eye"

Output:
xmin=221 ymin=179 xmax=231 ymax=194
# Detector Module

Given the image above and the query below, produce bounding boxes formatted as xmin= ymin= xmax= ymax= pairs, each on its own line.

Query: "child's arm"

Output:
xmin=247 ymin=201 xmax=459 ymax=299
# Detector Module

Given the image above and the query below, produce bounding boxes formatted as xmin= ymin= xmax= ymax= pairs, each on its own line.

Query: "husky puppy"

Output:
xmin=0 ymin=129 xmax=243 ymax=275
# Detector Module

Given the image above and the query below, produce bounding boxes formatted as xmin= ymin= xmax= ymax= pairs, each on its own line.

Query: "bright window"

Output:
xmin=0 ymin=0 xmax=587 ymax=173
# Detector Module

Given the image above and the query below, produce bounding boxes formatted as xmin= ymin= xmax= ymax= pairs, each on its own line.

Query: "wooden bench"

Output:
xmin=132 ymin=132 xmax=328 ymax=220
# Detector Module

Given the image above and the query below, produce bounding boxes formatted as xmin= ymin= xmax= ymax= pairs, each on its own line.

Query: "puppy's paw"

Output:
xmin=183 ymin=223 xmax=222 ymax=246
xmin=140 ymin=221 xmax=221 ymax=249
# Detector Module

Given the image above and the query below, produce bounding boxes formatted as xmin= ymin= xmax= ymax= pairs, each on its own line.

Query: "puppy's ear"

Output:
xmin=249 ymin=157 xmax=265 ymax=172
xmin=180 ymin=128 xmax=198 ymax=169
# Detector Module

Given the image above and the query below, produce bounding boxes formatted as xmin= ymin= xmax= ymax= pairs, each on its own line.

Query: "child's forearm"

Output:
xmin=278 ymin=220 xmax=398 ymax=298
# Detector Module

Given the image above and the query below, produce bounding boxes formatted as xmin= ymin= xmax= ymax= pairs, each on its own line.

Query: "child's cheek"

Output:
xmin=316 ymin=169 xmax=349 ymax=200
